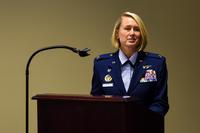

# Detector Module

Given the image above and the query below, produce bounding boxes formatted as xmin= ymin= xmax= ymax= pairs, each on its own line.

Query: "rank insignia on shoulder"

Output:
xmin=95 ymin=53 xmax=113 ymax=61
xmin=104 ymin=74 xmax=112 ymax=82
xmin=95 ymin=56 xmax=100 ymax=60
xmin=145 ymin=52 xmax=164 ymax=59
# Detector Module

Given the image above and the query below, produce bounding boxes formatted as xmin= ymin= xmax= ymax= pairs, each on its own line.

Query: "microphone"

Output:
xmin=76 ymin=48 xmax=91 ymax=57
xmin=25 ymin=45 xmax=90 ymax=133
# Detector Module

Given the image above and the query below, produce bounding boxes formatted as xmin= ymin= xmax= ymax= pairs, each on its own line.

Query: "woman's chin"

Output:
xmin=126 ymin=43 xmax=138 ymax=48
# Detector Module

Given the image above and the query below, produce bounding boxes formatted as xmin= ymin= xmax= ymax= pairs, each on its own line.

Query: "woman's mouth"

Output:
xmin=128 ymin=38 xmax=137 ymax=43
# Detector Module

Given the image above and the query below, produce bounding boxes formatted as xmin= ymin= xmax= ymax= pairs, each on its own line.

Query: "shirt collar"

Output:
xmin=118 ymin=49 xmax=138 ymax=65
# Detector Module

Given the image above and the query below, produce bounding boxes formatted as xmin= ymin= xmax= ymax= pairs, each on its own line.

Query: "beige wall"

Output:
xmin=0 ymin=0 xmax=200 ymax=133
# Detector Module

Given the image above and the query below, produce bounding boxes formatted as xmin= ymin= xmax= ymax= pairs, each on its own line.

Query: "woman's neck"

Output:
xmin=120 ymin=47 xmax=137 ymax=58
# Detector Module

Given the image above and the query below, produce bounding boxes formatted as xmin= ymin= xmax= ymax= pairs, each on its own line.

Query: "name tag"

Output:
xmin=102 ymin=83 xmax=113 ymax=87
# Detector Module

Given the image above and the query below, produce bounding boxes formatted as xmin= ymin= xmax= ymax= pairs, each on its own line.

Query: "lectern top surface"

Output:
xmin=32 ymin=93 xmax=138 ymax=102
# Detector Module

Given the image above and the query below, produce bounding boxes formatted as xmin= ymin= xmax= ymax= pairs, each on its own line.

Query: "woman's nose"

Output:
xmin=130 ymin=28 xmax=135 ymax=35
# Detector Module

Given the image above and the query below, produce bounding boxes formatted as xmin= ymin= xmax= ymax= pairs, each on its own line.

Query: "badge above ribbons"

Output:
xmin=143 ymin=65 xmax=152 ymax=69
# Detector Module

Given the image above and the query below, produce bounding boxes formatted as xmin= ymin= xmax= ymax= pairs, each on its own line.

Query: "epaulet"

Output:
xmin=95 ymin=53 xmax=114 ymax=61
xmin=144 ymin=52 xmax=164 ymax=59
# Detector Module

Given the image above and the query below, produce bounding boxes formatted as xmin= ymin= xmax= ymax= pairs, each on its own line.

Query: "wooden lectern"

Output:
xmin=32 ymin=94 xmax=164 ymax=133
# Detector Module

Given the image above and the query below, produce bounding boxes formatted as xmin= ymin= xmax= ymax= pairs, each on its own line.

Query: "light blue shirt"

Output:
xmin=119 ymin=50 xmax=138 ymax=92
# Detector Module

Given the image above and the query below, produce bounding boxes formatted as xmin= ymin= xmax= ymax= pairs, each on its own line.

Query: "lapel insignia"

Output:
xmin=107 ymin=68 xmax=111 ymax=73
xmin=140 ymin=69 xmax=157 ymax=83
xmin=139 ymin=60 xmax=143 ymax=63
xmin=112 ymin=61 xmax=116 ymax=64
xmin=104 ymin=74 xmax=112 ymax=82
xmin=143 ymin=65 xmax=152 ymax=69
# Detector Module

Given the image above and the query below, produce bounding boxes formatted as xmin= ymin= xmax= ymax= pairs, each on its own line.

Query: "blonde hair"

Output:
xmin=111 ymin=12 xmax=148 ymax=51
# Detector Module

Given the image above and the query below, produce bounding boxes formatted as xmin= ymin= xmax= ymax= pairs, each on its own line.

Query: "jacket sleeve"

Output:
xmin=149 ymin=58 xmax=169 ymax=116
xmin=90 ymin=59 xmax=104 ymax=95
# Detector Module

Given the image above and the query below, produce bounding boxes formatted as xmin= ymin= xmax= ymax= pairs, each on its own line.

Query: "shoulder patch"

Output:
xmin=145 ymin=52 xmax=164 ymax=59
xmin=95 ymin=53 xmax=113 ymax=61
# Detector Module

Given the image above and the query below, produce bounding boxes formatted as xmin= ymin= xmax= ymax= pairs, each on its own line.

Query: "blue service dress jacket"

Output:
xmin=91 ymin=51 xmax=169 ymax=116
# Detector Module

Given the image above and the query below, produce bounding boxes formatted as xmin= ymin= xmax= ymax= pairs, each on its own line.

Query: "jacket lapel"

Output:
xmin=109 ymin=51 xmax=127 ymax=95
xmin=128 ymin=51 xmax=146 ymax=94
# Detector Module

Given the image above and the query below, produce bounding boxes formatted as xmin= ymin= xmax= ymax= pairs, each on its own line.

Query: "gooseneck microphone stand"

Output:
xmin=25 ymin=45 xmax=90 ymax=133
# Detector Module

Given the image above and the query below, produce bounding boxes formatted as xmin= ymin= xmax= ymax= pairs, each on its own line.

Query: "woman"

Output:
xmin=91 ymin=12 xmax=169 ymax=116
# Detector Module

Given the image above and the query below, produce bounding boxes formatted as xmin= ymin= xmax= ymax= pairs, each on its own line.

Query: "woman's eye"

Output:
xmin=124 ymin=27 xmax=131 ymax=31
xmin=134 ymin=27 xmax=140 ymax=31
xmin=124 ymin=26 xmax=140 ymax=32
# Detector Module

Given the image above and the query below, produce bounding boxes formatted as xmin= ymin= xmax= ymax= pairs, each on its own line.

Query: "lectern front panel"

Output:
xmin=33 ymin=94 xmax=164 ymax=133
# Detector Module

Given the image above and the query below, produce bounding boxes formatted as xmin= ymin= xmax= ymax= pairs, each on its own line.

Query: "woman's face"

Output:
xmin=117 ymin=16 xmax=141 ymax=51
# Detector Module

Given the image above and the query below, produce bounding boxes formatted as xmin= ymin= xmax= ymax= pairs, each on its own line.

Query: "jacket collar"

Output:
xmin=118 ymin=49 xmax=138 ymax=66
